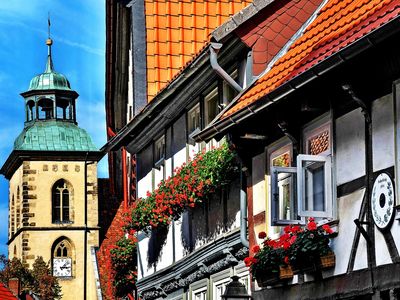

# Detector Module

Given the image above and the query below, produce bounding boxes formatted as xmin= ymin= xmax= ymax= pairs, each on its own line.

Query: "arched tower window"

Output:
xmin=52 ymin=179 xmax=73 ymax=223
xmin=37 ymin=98 xmax=54 ymax=120
xmin=55 ymin=98 xmax=72 ymax=121
xmin=26 ymin=100 xmax=36 ymax=121
xmin=52 ymin=238 xmax=74 ymax=277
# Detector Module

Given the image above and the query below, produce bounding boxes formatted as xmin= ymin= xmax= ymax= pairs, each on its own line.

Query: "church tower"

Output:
xmin=1 ymin=33 xmax=103 ymax=299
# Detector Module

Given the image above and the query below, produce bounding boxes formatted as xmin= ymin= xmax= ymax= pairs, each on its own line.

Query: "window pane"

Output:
xmin=205 ymin=88 xmax=219 ymax=125
xmin=154 ymin=137 xmax=165 ymax=163
xmin=62 ymin=190 xmax=70 ymax=221
xmin=53 ymin=191 xmax=61 ymax=222
xmin=304 ymin=161 xmax=325 ymax=211
xmin=188 ymin=104 xmax=201 ymax=134
xmin=277 ymin=172 xmax=296 ymax=220
xmin=56 ymin=247 xmax=62 ymax=257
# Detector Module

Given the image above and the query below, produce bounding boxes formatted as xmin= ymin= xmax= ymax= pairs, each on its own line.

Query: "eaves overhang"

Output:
xmin=101 ymin=45 xmax=211 ymax=153
xmin=102 ymin=36 xmax=245 ymax=153
xmin=0 ymin=150 xmax=105 ymax=180
xmin=194 ymin=14 xmax=400 ymax=143
xmin=20 ymin=88 xmax=79 ymax=99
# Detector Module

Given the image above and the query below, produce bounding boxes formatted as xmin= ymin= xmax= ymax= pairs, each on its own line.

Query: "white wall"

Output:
xmin=335 ymin=108 xmax=365 ymax=185
xmin=372 ymin=94 xmax=394 ymax=172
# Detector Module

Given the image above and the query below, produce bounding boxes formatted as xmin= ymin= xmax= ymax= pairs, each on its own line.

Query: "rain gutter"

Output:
xmin=194 ymin=15 xmax=400 ymax=142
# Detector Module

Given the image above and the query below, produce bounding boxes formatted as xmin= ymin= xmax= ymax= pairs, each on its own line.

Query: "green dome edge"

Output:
xmin=14 ymin=121 xmax=98 ymax=152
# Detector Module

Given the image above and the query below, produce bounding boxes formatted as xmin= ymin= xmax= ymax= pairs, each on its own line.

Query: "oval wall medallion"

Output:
xmin=371 ymin=173 xmax=395 ymax=230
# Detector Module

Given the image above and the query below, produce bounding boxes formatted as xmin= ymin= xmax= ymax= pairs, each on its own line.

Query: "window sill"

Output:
xmin=154 ymin=158 xmax=165 ymax=170
xmin=52 ymin=221 xmax=74 ymax=225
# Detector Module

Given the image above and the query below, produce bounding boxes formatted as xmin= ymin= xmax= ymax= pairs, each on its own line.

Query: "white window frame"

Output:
xmin=268 ymin=137 xmax=301 ymax=225
xmin=297 ymin=154 xmax=332 ymax=218
xmin=204 ymin=87 xmax=219 ymax=126
xmin=188 ymin=103 xmax=202 ymax=146
xmin=154 ymin=135 xmax=165 ymax=169
xmin=271 ymin=166 xmax=300 ymax=225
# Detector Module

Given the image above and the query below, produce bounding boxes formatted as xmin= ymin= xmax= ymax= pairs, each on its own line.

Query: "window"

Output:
xmin=269 ymin=139 xmax=299 ymax=225
xmin=270 ymin=116 xmax=333 ymax=224
xmin=193 ymin=288 xmax=207 ymax=300
xmin=37 ymin=98 xmax=54 ymax=120
xmin=52 ymin=179 xmax=73 ymax=223
xmin=52 ymin=238 xmax=73 ymax=277
xmin=222 ymin=70 xmax=239 ymax=106
xmin=204 ymin=87 xmax=219 ymax=126
xmin=188 ymin=104 xmax=201 ymax=136
xmin=154 ymin=136 xmax=165 ymax=169
xmin=213 ymin=278 xmax=230 ymax=300
xmin=297 ymin=155 xmax=332 ymax=217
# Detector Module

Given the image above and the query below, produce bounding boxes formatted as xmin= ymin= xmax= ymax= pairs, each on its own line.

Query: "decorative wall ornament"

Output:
xmin=371 ymin=173 xmax=395 ymax=230
xmin=139 ymin=246 xmax=248 ymax=300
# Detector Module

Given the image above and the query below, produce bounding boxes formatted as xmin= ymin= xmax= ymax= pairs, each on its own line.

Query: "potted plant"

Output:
xmin=288 ymin=218 xmax=335 ymax=273
xmin=244 ymin=231 xmax=295 ymax=287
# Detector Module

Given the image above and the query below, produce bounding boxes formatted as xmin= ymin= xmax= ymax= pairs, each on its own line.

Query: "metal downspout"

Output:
xmin=240 ymin=163 xmax=249 ymax=248
xmin=210 ymin=43 xmax=243 ymax=93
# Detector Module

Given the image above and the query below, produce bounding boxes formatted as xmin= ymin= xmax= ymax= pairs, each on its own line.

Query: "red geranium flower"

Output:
xmin=322 ymin=224 xmax=333 ymax=234
xmin=307 ymin=221 xmax=317 ymax=231
xmin=258 ymin=231 xmax=267 ymax=239
xmin=252 ymin=245 xmax=260 ymax=253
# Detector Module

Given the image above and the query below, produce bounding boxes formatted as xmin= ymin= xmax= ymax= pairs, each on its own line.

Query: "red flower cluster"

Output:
xmin=126 ymin=144 xmax=236 ymax=232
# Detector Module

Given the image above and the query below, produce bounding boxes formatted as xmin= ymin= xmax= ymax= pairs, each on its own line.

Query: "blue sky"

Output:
xmin=0 ymin=0 xmax=106 ymax=256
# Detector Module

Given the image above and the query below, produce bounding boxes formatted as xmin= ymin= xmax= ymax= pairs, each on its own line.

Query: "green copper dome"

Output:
xmin=28 ymin=38 xmax=71 ymax=91
xmin=28 ymin=71 xmax=71 ymax=91
xmin=14 ymin=121 xmax=97 ymax=151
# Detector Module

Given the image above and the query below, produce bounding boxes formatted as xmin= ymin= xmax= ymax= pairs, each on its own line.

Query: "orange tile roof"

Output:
xmin=145 ymin=0 xmax=252 ymax=102
xmin=0 ymin=283 xmax=18 ymax=300
xmin=223 ymin=0 xmax=400 ymax=118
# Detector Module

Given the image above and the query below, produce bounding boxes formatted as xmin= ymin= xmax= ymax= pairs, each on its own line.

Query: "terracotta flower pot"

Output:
xmin=320 ymin=252 xmax=335 ymax=269
xmin=279 ymin=265 xmax=293 ymax=280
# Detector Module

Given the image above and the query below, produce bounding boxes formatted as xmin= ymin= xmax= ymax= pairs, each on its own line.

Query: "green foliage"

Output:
xmin=288 ymin=222 xmax=333 ymax=268
xmin=0 ymin=255 xmax=61 ymax=299
xmin=110 ymin=235 xmax=137 ymax=298
xmin=126 ymin=143 xmax=237 ymax=232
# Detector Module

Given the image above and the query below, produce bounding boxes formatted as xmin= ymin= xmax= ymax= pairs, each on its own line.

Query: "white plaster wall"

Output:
xmin=138 ymin=171 xmax=153 ymax=198
xmin=394 ymin=82 xmax=400 ymax=205
xmin=335 ymin=108 xmax=365 ymax=185
xmin=372 ymin=94 xmax=394 ymax=172
xmin=174 ymin=147 xmax=187 ymax=173
xmin=155 ymin=224 xmax=174 ymax=271
xmin=188 ymin=143 xmax=201 ymax=160
xmin=390 ymin=218 xmax=400 ymax=254
xmin=252 ymin=153 xmax=266 ymax=216
xmin=353 ymin=233 xmax=368 ymax=271
xmin=374 ymin=226 xmax=392 ymax=266
xmin=174 ymin=216 xmax=185 ymax=261
xmin=331 ymin=189 xmax=364 ymax=274
xmin=138 ymin=235 xmax=153 ymax=279
xmin=154 ymin=165 xmax=164 ymax=188
xmin=165 ymin=157 xmax=172 ymax=178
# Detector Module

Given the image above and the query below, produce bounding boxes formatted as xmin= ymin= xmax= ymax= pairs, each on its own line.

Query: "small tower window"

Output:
xmin=37 ymin=98 xmax=54 ymax=120
xmin=52 ymin=179 xmax=73 ymax=223
xmin=27 ymin=100 xmax=36 ymax=121
xmin=56 ymin=98 xmax=72 ymax=120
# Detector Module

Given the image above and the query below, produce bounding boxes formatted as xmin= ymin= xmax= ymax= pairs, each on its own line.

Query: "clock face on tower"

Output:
xmin=53 ymin=258 xmax=72 ymax=277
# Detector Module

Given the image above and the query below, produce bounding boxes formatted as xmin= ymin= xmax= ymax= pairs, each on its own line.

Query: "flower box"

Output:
xmin=279 ymin=265 xmax=293 ymax=280
xmin=320 ymin=252 xmax=335 ymax=269
xmin=255 ymin=272 xmax=280 ymax=287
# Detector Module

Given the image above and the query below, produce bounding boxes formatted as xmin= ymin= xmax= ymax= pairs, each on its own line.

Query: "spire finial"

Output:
xmin=45 ymin=13 xmax=54 ymax=73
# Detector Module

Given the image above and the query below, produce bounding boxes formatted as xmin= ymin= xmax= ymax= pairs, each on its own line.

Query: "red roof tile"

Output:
xmin=145 ymin=0 xmax=252 ymax=102
xmin=0 ymin=282 xmax=18 ymax=299
xmin=235 ymin=0 xmax=323 ymax=75
xmin=223 ymin=0 xmax=400 ymax=118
